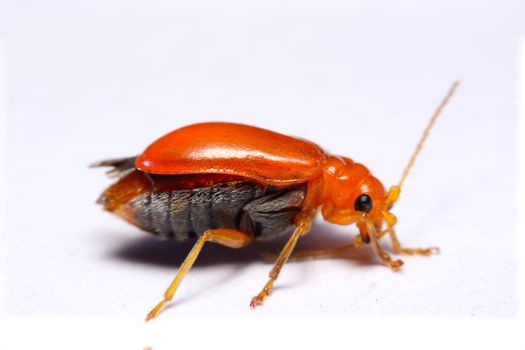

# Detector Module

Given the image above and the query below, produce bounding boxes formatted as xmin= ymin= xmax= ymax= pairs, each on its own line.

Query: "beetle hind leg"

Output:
xmin=145 ymin=229 xmax=252 ymax=321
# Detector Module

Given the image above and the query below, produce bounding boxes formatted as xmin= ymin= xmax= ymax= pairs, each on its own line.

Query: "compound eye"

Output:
xmin=354 ymin=194 xmax=372 ymax=213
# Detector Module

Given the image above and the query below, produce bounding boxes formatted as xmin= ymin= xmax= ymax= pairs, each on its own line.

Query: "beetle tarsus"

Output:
xmin=250 ymin=219 xmax=311 ymax=308
xmin=389 ymin=259 xmax=404 ymax=271
xmin=383 ymin=227 xmax=440 ymax=257
xmin=145 ymin=300 xmax=167 ymax=321
xmin=395 ymin=246 xmax=440 ymax=256
xmin=250 ymin=280 xmax=274 ymax=308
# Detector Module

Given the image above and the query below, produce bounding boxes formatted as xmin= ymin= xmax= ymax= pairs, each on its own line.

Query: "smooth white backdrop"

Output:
xmin=1 ymin=0 xmax=523 ymax=349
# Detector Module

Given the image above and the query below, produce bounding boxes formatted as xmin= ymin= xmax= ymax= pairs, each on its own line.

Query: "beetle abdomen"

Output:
xmin=129 ymin=182 xmax=263 ymax=240
xmin=99 ymin=171 xmax=307 ymax=241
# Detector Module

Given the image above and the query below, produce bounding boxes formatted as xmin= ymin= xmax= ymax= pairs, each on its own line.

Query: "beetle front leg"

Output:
xmin=361 ymin=218 xmax=404 ymax=270
xmin=382 ymin=227 xmax=439 ymax=256
xmin=250 ymin=218 xmax=312 ymax=308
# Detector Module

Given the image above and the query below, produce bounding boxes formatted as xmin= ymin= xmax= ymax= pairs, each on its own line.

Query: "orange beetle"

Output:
xmin=93 ymin=82 xmax=459 ymax=320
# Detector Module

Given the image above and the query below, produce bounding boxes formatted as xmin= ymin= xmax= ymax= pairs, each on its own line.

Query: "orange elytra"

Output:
xmin=135 ymin=122 xmax=325 ymax=185
xmin=93 ymin=82 xmax=459 ymax=320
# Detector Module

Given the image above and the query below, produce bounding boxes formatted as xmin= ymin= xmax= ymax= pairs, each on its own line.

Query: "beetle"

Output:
xmin=93 ymin=82 xmax=459 ymax=320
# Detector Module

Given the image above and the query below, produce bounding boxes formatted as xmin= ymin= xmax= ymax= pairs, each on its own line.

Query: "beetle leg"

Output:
xmin=250 ymin=218 xmax=311 ymax=308
xmin=382 ymin=227 xmax=439 ymax=256
xmin=145 ymin=229 xmax=252 ymax=321
xmin=363 ymin=219 xmax=404 ymax=270
xmin=261 ymin=241 xmax=361 ymax=262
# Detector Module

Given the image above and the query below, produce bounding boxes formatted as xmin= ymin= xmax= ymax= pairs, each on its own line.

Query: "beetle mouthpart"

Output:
xmin=359 ymin=230 xmax=370 ymax=244
xmin=381 ymin=210 xmax=397 ymax=227
xmin=385 ymin=185 xmax=400 ymax=207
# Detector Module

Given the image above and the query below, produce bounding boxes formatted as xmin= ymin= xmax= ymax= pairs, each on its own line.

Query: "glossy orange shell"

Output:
xmin=135 ymin=122 xmax=326 ymax=185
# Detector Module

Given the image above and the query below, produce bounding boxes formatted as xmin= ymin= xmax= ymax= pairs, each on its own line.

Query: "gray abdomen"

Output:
xmin=129 ymin=182 xmax=306 ymax=241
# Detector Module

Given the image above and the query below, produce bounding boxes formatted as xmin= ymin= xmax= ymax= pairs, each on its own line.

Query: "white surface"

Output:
xmin=0 ymin=0 xmax=522 ymax=341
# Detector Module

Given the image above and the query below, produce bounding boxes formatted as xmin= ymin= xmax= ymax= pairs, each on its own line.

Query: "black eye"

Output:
xmin=354 ymin=194 xmax=372 ymax=213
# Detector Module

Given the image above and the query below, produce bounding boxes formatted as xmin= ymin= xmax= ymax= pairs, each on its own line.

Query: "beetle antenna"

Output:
xmin=386 ymin=81 xmax=460 ymax=206
xmin=398 ymin=81 xmax=460 ymax=188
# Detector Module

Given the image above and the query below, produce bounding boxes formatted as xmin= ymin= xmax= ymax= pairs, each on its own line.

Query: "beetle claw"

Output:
xmin=250 ymin=295 xmax=264 ymax=308
xmin=389 ymin=259 xmax=404 ymax=271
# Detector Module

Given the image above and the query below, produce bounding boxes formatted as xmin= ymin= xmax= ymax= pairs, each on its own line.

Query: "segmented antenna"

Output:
xmin=397 ymin=81 xmax=460 ymax=190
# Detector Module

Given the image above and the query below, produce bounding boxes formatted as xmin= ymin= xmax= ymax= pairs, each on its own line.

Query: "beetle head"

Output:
xmin=321 ymin=156 xmax=391 ymax=243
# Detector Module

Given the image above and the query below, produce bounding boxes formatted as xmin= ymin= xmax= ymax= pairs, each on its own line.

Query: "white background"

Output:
xmin=0 ymin=0 xmax=523 ymax=349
